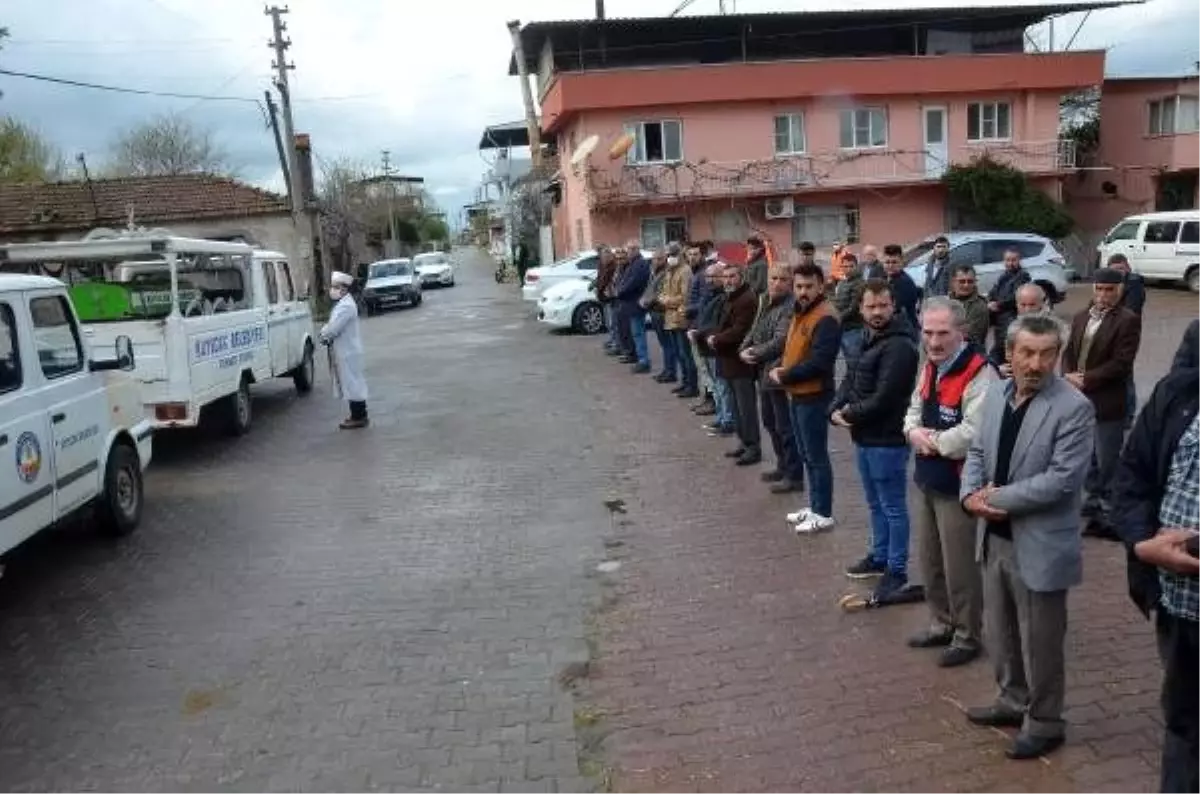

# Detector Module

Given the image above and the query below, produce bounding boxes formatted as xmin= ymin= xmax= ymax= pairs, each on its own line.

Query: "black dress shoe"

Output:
xmin=724 ymin=447 xmax=746 ymax=458
xmin=965 ymin=706 xmax=1024 ymax=728
xmin=670 ymin=384 xmax=686 ymax=393
xmin=907 ymin=629 xmax=954 ymax=649
xmin=938 ymin=645 xmax=980 ymax=668
xmin=1006 ymin=733 xmax=1063 ymax=760
xmin=760 ymin=469 xmax=784 ymax=482
xmin=618 ymin=355 xmax=637 ymax=364
xmin=769 ymin=479 xmax=802 ymax=494
xmin=653 ymin=373 xmax=671 ymax=383
xmin=735 ymin=452 xmax=762 ymax=466
xmin=676 ymin=388 xmax=699 ymax=398
xmin=1082 ymin=520 xmax=1121 ymax=541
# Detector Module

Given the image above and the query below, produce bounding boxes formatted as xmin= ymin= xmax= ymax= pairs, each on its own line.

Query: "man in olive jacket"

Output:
xmin=707 ymin=265 xmax=761 ymax=465
xmin=741 ymin=264 xmax=803 ymax=491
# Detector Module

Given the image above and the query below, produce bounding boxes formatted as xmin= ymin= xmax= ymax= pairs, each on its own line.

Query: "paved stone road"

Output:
xmin=572 ymin=284 xmax=1196 ymax=792
xmin=0 ymin=248 xmax=603 ymax=792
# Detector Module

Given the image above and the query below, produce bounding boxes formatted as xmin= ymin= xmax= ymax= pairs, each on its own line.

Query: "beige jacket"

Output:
xmin=902 ymin=353 xmax=995 ymax=460
xmin=658 ymin=261 xmax=693 ymax=330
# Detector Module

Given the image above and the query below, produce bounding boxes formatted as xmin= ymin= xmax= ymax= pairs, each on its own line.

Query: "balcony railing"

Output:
xmin=586 ymin=139 xmax=1076 ymax=208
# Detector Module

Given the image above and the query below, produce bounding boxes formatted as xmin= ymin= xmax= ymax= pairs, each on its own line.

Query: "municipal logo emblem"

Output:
xmin=15 ymin=432 xmax=41 ymax=484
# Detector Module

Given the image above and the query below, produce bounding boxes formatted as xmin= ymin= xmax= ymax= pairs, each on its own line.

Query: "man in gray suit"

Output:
xmin=960 ymin=312 xmax=1096 ymax=761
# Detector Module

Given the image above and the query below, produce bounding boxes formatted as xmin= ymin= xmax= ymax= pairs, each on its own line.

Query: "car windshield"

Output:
xmin=903 ymin=241 xmax=936 ymax=266
xmin=414 ymin=254 xmax=446 ymax=266
xmin=369 ymin=261 xmax=412 ymax=279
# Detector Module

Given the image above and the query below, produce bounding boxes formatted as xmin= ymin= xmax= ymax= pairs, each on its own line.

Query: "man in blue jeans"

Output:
xmin=615 ymin=242 xmax=652 ymax=373
xmin=831 ymin=278 xmax=921 ymax=599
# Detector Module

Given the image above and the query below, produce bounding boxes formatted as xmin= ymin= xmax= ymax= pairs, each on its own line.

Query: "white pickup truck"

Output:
xmin=0 ymin=233 xmax=317 ymax=436
xmin=0 ymin=274 xmax=152 ymax=558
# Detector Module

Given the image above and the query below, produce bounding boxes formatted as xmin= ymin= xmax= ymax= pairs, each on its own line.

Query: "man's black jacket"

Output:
xmin=1110 ymin=366 xmax=1200 ymax=616
xmin=833 ymin=316 xmax=920 ymax=446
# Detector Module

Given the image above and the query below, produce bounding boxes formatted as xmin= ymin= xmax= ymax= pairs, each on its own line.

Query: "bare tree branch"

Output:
xmin=107 ymin=113 xmax=233 ymax=177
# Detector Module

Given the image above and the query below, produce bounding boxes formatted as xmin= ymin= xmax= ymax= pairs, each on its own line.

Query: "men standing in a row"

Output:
xmin=832 ymin=280 xmax=920 ymax=598
xmin=708 ymin=265 xmax=761 ymax=464
xmin=949 ymin=265 xmax=990 ymax=350
xmin=685 ymin=246 xmax=716 ymax=415
xmin=961 ymin=313 xmax=1094 ymax=761
xmin=1111 ymin=323 xmax=1198 ymax=794
xmin=986 ymin=249 xmax=1031 ymax=362
xmin=1062 ymin=268 xmax=1142 ymax=540
xmin=741 ymin=264 xmax=803 ymax=492
xmin=615 ymin=242 xmax=651 ymax=371
xmin=771 ymin=264 xmax=841 ymax=533
xmin=596 ymin=245 xmax=620 ymax=355
xmin=693 ymin=264 xmax=736 ymax=436
xmin=905 ymin=297 xmax=994 ymax=667
xmin=661 ymin=245 xmax=699 ymax=398
xmin=923 ymin=235 xmax=953 ymax=298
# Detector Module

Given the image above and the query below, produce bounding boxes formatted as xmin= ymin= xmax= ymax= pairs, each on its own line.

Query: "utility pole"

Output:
xmin=265 ymin=5 xmax=312 ymax=288
xmin=381 ymin=150 xmax=401 ymax=257
xmin=507 ymin=20 xmax=541 ymax=169
xmin=263 ymin=90 xmax=292 ymax=194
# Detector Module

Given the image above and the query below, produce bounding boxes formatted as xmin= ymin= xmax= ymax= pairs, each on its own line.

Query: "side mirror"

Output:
xmin=115 ymin=335 xmax=135 ymax=371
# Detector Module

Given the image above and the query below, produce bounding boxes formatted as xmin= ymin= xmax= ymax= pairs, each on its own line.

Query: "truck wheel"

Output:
xmin=97 ymin=443 xmax=143 ymax=537
xmin=293 ymin=341 xmax=315 ymax=395
xmin=412 ymin=293 xmax=423 ymax=307
xmin=224 ymin=377 xmax=253 ymax=436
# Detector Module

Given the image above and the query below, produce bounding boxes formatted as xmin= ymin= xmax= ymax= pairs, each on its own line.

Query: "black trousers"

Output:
xmin=1158 ymin=609 xmax=1199 ymax=793
xmin=616 ymin=306 xmax=635 ymax=356
xmin=760 ymin=386 xmax=803 ymax=483
xmin=727 ymin=376 xmax=761 ymax=453
xmin=349 ymin=400 xmax=368 ymax=420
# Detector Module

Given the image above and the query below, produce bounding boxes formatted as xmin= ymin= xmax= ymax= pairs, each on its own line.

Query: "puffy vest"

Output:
xmin=913 ymin=348 xmax=988 ymax=496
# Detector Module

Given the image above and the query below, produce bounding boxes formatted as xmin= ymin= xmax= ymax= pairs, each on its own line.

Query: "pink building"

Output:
xmin=510 ymin=5 xmax=1112 ymax=260
xmin=1066 ymin=74 xmax=1199 ymax=242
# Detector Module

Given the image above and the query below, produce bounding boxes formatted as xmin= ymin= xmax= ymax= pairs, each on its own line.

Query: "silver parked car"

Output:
xmin=904 ymin=232 xmax=1070 ymax=304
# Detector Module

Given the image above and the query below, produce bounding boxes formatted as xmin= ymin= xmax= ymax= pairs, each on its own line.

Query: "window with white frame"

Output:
xmin=838 ymin=108 xmax=887 ymax=149
xmin=1149 ymin=95 xmax=1200 ymax=135
xmin=791 ymin=205 xmax=859 ymax=248
xmin=967 ymin=102 xmax=1012 ymax=141
xmin=640 ymin=217 xmax=688 ymax=249
xmin=626 ymin=120 xmax=683 ymax=164
xmin=773 ymin=113 xmax=806 ymax=155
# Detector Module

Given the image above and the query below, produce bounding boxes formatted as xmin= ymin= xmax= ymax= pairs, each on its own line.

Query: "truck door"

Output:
xmin=260 ymin=260 xmax=291 ymax=376
xmin=0 ymin=299 xmax=54 ymax=554
xmin=28 ymin=293 xmax=107 ymax=521
xmin=276 ymin=260 xmax=309 ymax=368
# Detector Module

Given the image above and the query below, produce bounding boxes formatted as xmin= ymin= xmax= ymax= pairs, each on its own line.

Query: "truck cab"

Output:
xmin=0 ymin=274 xmax=152 ymax=558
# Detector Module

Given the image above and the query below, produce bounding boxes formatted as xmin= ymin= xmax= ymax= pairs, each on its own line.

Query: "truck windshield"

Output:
xmin=5 ymin=253 xmax=251 ymax=322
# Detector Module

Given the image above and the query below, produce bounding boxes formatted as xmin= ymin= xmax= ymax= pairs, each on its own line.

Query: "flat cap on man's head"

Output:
xmin=1094 ymin=267 xmax=1124 ymax=285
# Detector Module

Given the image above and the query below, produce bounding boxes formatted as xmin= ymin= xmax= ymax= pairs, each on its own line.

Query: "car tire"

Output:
xmin=365 ymin=302 xmax=376 ymax=317
xmin=573 ymin=301 xmax=605 ymax=335
xmin=223 ymin=377 xmax=253 ymax=436
xmin=96 ymin=442 xmax=143 ymax=537
xmin=412 ymin=292 xmax=423 ymax=307
xmin=1187 ymin=266 xmax=1199 ymax=294
xmin=293 ymin=341 xmax=315 ymax=394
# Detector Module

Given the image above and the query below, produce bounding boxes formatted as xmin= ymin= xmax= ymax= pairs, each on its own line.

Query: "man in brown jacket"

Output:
xmin=1062 ymin=267 xmax=1143 ymax=539
xmin=660 ymin=247 xmax=698 ymax=397
xmin=707 ymin=264 xmax=761 ymax=465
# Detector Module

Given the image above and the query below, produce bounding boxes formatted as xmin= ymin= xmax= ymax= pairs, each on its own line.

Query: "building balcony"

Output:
xmin=584 ymin=139 xmax=1075 ymax=208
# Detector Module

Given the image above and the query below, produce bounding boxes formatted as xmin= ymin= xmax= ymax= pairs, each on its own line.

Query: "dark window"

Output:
xmin=1105 ymin=221 xmax=1140 ymax=243
xmin=1145 ymin=221 xmax=1181 ymax=243
xmin=29 ymin=295 xmax=83 ymax=379
xmin=576 ymin=255 xmax=600 ymax=272
xmin=277 ymin=262 xmax=295 ymax=301
xmin=949 ymin=241 xmax=983 ymax=267
xmin=0 ymin=303 xmax=22 ymax=394
xmin=1015 ymin=241 xmax=1046 ymax=259
xmin=1178 ymin=221 xmax=1198 ymax=244
xmin=262 ymin=261 xmax=279 ymax=304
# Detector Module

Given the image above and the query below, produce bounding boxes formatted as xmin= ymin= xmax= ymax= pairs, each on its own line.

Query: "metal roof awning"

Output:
xmin=0 ymin=235 xmax=257 ymax=263
xmin=479 ymin=122 xmax=531 ymax=150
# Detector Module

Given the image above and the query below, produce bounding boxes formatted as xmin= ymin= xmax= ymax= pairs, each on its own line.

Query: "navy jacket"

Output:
xmin=887 ymin=270 xmax=921 ymax=333
xmin=685 ymin=267 xmax=709 ymax=327
xmin=834 ymin=317 xmax=920 ymax=446
xmin=1120 ymin=272 xmax=1146 ymax=315
xmin=615 ymin=255 xmax=650 ymax=308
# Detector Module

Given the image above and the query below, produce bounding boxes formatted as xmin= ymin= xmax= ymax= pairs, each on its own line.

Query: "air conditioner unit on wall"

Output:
xmin=764 ymin=196 xmax=795 ymax=220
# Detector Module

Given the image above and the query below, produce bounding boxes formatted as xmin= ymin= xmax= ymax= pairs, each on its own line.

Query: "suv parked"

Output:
xmin=904 ymin=232 xmax=1070 ymax=304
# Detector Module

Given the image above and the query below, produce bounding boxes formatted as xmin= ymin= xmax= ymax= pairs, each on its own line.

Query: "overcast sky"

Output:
xmin=1 ymin=0 xmax=1197 ymax=226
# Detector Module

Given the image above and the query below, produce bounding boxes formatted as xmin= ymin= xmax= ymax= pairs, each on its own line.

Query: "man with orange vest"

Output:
xmin=829 ymin=242 xmax=853 ymax=285
xmin=768 ymin=262 xmax=843 ymax=533
xmin=903 ymin=296 xmax=995 ymax=667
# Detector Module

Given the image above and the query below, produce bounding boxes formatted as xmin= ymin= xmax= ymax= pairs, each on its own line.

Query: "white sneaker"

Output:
xmin=795 ymin=513 xmax=836 ymax=534
xmin=785 ymin=508 xmax=812 ymax=525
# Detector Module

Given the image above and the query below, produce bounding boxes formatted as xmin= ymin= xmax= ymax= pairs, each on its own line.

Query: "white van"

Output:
xmin=0 ymin=233 xmax=316 ymax=436
xmin=1097 ymin=209 xmax=1200 ymax=292
xmin=0 ymin=274 xmax=152 ymax=557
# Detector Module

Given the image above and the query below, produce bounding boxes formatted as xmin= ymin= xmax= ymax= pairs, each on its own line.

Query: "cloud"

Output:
xmin=2 ymin=0 xmax=1194 ymax=227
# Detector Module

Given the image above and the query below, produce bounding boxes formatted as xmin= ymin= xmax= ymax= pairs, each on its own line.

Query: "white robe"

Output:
xmin=319 ymin=295 xmax=369 ymax=402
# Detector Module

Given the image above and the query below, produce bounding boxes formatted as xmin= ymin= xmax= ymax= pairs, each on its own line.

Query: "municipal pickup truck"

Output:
xmin=0 ymin=232 xmax=317 ymax=437
xmin=0 ymin=274 xmax=152 ymax=558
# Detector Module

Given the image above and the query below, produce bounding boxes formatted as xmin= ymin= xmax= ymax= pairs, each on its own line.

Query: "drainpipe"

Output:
xmin=596 ymin=0 xmax=605 ymax=19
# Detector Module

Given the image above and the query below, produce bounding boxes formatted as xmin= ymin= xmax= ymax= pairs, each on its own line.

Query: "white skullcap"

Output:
xmin=331 ymin=271 xmax=354 ymax=287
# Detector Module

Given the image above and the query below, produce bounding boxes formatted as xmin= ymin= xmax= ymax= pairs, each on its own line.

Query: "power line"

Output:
xmin=0 ymin=67 xmax=379 ymax=103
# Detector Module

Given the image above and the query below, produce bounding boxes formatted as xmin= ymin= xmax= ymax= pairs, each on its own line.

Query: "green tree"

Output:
xmin=942 ymin=155 xmax=1074 ymax=239
xmin=0 ymin=117 xmax=62 ymax=182
xmin=418 ymin=214 xmax=449 ymax=242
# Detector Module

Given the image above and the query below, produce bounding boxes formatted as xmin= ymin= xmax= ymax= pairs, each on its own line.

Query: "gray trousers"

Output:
xmin=982 ymin=534 xmax=1068 ymax=739
xmin=1083 ymin=419 xmax=1126 ymax=520
xmin=690 ymin=337 xmax=712 ymax=394
xmin=916 ymin=487 xmax=982 ymax=649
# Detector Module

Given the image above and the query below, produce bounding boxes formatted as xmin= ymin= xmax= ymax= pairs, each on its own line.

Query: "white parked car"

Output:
xmin=537 ymin=275 xmax=606 ymax=334
xmin=521 ymin=249 xmax=654 ymax=303
xmin=414 ymin=251 xmax=456 ymax=288
xmin=904 ymin=231 xmax=1070 ymax=304
xmin=1096 ymin=210 xmax=1200 ymax=292
xmin=0 ymin=273 xmax=153 ymax=555
xmin=363 ymin=259 xmax=422 ymax=314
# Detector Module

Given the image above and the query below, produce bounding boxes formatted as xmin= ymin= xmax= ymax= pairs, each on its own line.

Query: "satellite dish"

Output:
xmin=570 ymin=134 xmax=600 ymax=166
xmin=608 ymin=132 xmax=636 ymax=160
